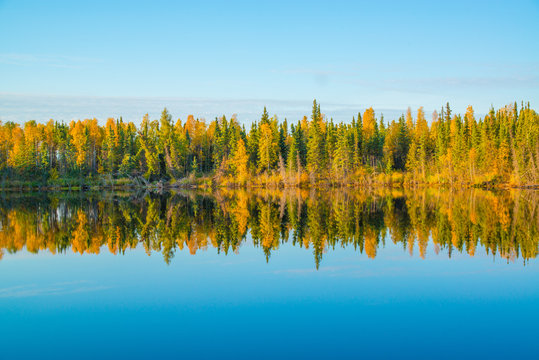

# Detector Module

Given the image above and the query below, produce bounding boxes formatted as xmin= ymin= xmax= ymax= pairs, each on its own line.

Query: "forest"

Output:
xmin=0 ymin=100 xmax=537 ymax=188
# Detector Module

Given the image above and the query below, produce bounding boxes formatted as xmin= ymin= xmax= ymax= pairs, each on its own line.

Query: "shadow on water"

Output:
xmin=0 ymin=188 xmax=537 ymax=268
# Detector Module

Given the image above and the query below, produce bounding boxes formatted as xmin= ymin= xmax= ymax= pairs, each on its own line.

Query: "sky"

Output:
xmin=0 ymin=0 xmax=538 ymax=125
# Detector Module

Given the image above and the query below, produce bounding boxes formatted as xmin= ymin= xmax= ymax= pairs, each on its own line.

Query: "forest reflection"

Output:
xmin=0 ymin=189 xmax=537 ymax=268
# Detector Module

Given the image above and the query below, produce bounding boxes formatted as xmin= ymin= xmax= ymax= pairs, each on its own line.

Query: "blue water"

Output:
xmin=1 ymin=236 xmax=538 ymax=359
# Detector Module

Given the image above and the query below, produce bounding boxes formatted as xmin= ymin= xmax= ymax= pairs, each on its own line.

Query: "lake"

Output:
xmin=1 ymin=189 xmax=538 ymax=359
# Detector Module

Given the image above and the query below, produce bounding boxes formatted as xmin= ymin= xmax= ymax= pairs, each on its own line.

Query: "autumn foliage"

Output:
xmin=0 ymin=101 xmax=537 ymax=187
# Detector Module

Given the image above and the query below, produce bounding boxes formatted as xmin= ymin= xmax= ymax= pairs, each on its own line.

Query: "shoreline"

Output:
xmin=0 ymin=177 xmax=537 ymax=192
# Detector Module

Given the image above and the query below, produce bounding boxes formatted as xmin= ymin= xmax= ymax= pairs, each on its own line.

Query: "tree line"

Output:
xmin=0 ymin=189 xmax=537 ymax=267
xmin=0 ymin=100 xmax=537 ymax=187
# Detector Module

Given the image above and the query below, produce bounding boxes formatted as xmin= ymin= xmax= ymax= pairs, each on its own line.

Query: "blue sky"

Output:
xmin=0 ymin=0 xmax=538 ymax=124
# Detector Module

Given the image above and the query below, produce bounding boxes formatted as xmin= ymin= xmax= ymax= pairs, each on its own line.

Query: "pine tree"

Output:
xmin=307 ymin=100 xmax=326 ymax=180
xmin=333 ymin=125 xmax=351 ymax=181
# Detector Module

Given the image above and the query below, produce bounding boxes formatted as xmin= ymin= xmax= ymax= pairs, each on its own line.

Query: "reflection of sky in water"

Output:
xmin=1 ymin=236 xmax=538 ymax=359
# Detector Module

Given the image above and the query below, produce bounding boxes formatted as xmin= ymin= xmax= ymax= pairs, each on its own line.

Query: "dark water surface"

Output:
xmin=1 ymin=189 xmax=538 ymax=359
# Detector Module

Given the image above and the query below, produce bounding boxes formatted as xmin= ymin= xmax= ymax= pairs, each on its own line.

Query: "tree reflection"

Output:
xmin=0 ymin=189 xmax=537 ymax=267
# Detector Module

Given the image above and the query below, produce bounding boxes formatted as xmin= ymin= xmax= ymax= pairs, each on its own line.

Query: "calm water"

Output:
xmin=1 ymin=189 xmax=538 ymax=359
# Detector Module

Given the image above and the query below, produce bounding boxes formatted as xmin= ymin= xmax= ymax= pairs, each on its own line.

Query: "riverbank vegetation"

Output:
xmin=0 ymin=100 xmax=537 ymax=189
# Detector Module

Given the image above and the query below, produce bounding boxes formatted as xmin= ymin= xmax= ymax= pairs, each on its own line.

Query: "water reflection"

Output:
xmin=0 ymin=189 xmax=537 ymax=267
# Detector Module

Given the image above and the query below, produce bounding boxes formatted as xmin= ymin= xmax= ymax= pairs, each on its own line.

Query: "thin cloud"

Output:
xmin=0 ymin=53 xmax=102 ymax=69
xmin=384 ymin=75 xmax=539 ymax=89
xmin=273 ymin=62 xmax=539 ymax=92
xmin=0 ymin=93 xmax=407 ymax=125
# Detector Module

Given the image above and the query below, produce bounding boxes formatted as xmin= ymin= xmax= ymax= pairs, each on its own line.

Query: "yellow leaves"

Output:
xmin=492 ymin=197 xmax=511 ymax=230
xmin=232 ymin=192 xmax=249 ymax=235
xmin=300 ymin=116 xmax=309 ymax=131
xmin=449 ymin=115 xmax=459 ymax=143
xmin=70 ymin=120 xmax=88 ymax=167
xmin=364 ymin=229 xmax=377 ymax=259
xmin=7 ymin=125 xmax=25 ymax=168
xmin=259 ymin=202 xmax=279 ymax=251
xmin=469 ymin=206 xmax=478 ymax=225
xmin=108 ymin=237 xmax=118 ymax=255
xmin=362 ymin=107 xmax=376 ymax=140
xmin=141 ymin=113 xmax=150 ymax=128
xmin=467 ymin=240 xmax=476 ymax=257
xmin=497 ymin=141 xmax=511 ymax=173
xmin=416 ymin=107 xmax=429 ymax=139
xmin=105 ymin=117 xmax=116 ymax=132
xmin=465 ymin=105 xmax=475 ymax=124
xmin=407 ymin=233 xmax=415 ymax=256
xmin=232 ymin=138 xmax=249 ymax=184
xmin=194 ymin=118 xmax=207 ymax=142
xmin=258 ymin=122 xmax=277 ymax=172
xmin=86 ymin=118 xmax=101 ymax=140
xmin=72 ymin=210 xmax=89 ymax=254
xmin=116 ymin=226 xmax=122 ymax=243
xmin=187 ymin=235 xmax=199 ymax=255
xmin=405 ymin=106 xmax=414 ymax=131
xmin=185 ymin=114 xmax=196 ymax=137
xmin=418 ymin=232 xmax=428 ymax=259
xmin=469 ymin=147 xmax=477 ymax=162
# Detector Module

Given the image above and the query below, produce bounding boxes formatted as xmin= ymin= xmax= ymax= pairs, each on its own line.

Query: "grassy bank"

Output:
xmin=1 ymin=171 xmax=537 ymax=192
